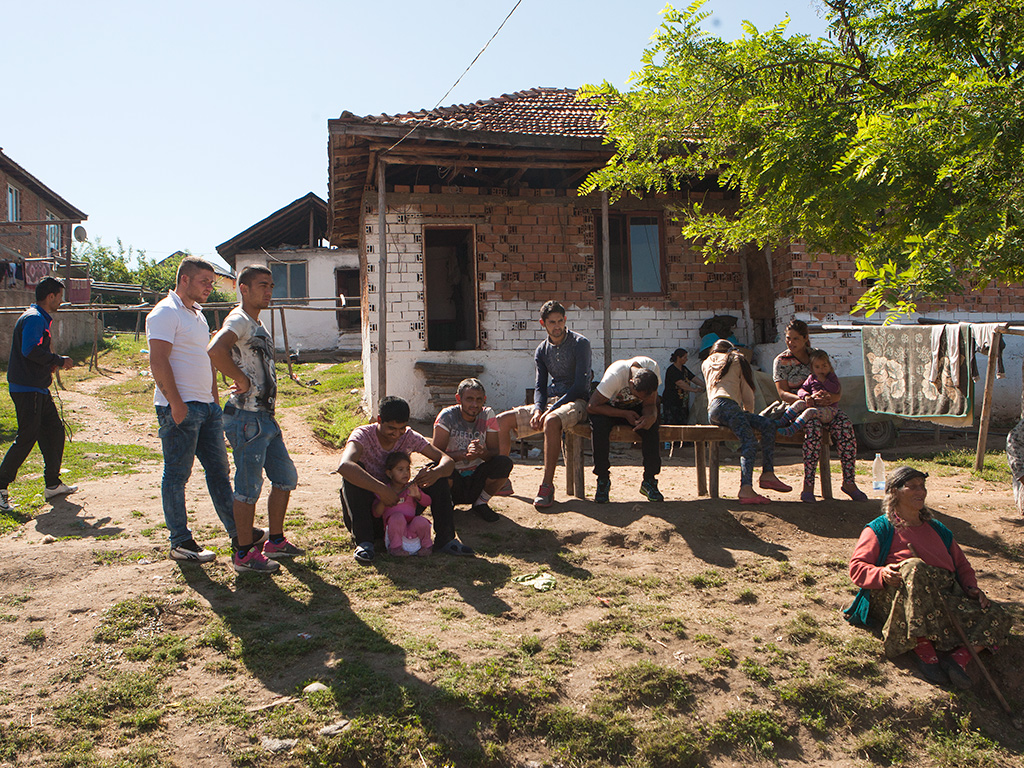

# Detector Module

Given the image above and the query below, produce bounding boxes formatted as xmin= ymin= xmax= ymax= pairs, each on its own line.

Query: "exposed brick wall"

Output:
xmin=0 ymin=169 xmax=60 ymax=259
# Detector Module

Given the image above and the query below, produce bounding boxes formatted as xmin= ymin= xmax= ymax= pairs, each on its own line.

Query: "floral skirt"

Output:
xmin=868 ymin=559 xmax=1012 ymax=658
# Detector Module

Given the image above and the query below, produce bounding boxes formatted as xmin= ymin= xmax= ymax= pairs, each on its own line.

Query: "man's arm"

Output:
xmin=637 ymin=391 xmax=659 ymax=431
xmin=149 ymin=340 xmax=188 ymax=425
xmin=337 ymin=440 xmax=398 ymax=506
xmin=430 ymin=423 xmax=463 ymax=463
xmin=207 ymin=329 xmax=250 ymax=395
xmin=587 ymin=389 xmax=640 ymax=425
xmin=534 ymin=347 xmax=549 ymax=411
xmin=415 ymin=442 xmax=455 ymax=487
xmin=22 ymin=315 xmax=67 ymax=370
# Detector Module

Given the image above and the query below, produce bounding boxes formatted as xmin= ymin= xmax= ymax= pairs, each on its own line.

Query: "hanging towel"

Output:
xmin=972 ymin=323 xmax=1007 ymax=379
xmin=862 ymin=325 xmax=972 ymax=421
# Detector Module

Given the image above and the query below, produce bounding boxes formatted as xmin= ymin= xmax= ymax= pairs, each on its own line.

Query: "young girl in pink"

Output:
xmin=777 ymin=350 xmax=843 ymax=436
xmin=372 ymin=452 xmax=433 ymax=556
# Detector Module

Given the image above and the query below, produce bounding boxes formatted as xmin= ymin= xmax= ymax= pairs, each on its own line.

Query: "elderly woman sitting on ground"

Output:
xmin=846 ymin=467 xmax=1012 ymax=688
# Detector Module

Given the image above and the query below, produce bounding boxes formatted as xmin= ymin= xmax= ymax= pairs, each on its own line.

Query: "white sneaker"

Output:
xmin=44 ymin=483 xmax=78 ymax=500
xmin=0 ymin=489 xmax=14 ymax=512
xmin=169 ymin=539 xmax=216 ymax=563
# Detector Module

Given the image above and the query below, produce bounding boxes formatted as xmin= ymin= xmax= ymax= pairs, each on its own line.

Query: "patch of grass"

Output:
xmin=53 ymin=672 xmax=162 ymax=731
xmin=785 ymin=611 xmax=821 ymax=643
xmin=687 ymin=569 xmax=726 ymax=589
xmin=697 ymin=647 xmax=736 ymax=673
xmin=914 ymin=448 xmax=1009 ymax=483
xmin=539 ymin=705 xmax=636 ymax=764
xmin=659 ymin=616 xmax=687 ymax=638
xmin=303 ymin=713 xmax=441 ymax=767
xmin=638 ymin=721 xmax=706 ymax=768
xmin=707 ymin=708 xmax=789 ymax=758
xmin=94 ymin=595 xmax=165 ymax=643
xmin=926 ymin=715 xmax=1007 ymax=768
xmin=21 ymin=628 xmax=46 ymax=648
xmin=296 ymin=362 xmax=365 ymax=447
xmin=855 ymin=725 xmax=911 ymax=765
xmin=598 ymin=660 xmax=693 ymax=712
xmin=739 ymin=559 xmax=793 ymax=582
xmin=740 ymin=657 xmax=774 ymax=686
xmin=737 ymin=587 xmax=758 ymax=603
xmin=778 ymin=673 xmax=863 ymax=730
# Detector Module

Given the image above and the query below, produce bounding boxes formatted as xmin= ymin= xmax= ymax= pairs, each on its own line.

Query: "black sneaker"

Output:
xmin=354 ymin=541 xmax=375 ymax=565
xmin=940 ymin=656 xmax=973 ymax=690
xmin=170 ymin=539 xmax=216 ymax=563
xmin=231 ymin=527 xmax=269 ymax=552
xmin=471 ymin=503 xmax=500 ymax=523
xmin=917 ymin=659 xmax=949 ymax=685
xmin=594 ymin=477 xmax=611 ymax=503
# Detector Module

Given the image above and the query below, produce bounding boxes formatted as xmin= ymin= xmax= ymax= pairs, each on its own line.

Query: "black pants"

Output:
xmin=450 ymin=455 xmax=514 ymax=505
xmin=340 ymin=473 xmax=457 ymax=548
xmin=590 ymin=406 xmax=661 ymax=484
xmin=0 ymin=391 xmax=65 ymax=489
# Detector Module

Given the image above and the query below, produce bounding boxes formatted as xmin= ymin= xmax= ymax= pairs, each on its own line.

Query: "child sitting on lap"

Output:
xmin=373 ymin=452 xmax=433 ymax=556
xmin=777 ymin=350 xmax=842 ymax=436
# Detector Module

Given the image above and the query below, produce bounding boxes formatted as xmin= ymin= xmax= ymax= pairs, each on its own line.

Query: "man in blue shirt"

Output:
xmin=497 ymin=301 xmax=591 ymax=509
xmin=0 ymin=276 xmax=76 ymax=512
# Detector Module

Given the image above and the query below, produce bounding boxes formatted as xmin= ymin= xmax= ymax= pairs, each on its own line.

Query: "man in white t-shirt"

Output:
xmin=587 ymin=356 xmax=663 ymax=503
xmin=432 ymin=378 xmax=513 ymax=523
xmin=208 ymin=265 xmax=303 ymax=574
xmin=146 ymin=256 xmax=253 ymax=563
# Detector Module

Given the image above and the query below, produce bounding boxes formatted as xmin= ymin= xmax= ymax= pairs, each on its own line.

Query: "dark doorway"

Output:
xmin=742 ymin=245 xmax=777 ymax=345
xmin=424 ymin=228 xmax=477 ymax=351
xmin=335 ymin=268 xmax=360 ymax=330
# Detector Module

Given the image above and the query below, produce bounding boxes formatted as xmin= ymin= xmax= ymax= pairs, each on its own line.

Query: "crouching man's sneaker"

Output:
xmin=44 ymin=482 xmax=77 ymax=500
xmin=169 ymin=539 xmax=216 ymax=563
xmin=0 ymin=489 xmax=15 ymax=513
xmin=640 ymin=479 xmax=664 ymax=502
xmin=233 ymin=548 xmax=280 ymax=573
xmin=263 ymin=537 xmax=305 ymax=559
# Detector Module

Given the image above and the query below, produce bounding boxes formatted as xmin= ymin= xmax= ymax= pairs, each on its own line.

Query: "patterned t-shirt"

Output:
xmin=433 ymin=404 xmax=498 ymax=473
xmin=347 ymin=424 xmax=430 ymax=481
xmin=772 ymin=348 xmax=821 ymax=388
xmin=223 ymin=307 xmax=277 ymax=414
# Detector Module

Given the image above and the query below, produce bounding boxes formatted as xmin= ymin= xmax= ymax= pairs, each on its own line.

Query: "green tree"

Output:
xmin=580 ymin=0 xmax=1024 ymax=316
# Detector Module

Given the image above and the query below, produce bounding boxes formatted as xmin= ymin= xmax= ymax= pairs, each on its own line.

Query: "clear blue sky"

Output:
xmin=5 ymin=0 xmax=828 ymax=270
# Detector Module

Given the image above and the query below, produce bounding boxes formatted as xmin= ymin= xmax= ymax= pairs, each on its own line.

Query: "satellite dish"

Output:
xmin=73 ymin=226 xmax=88 ymax=242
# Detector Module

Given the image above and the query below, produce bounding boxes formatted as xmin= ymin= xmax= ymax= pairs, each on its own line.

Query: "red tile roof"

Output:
xmin=336 ymin=87 xmax=604 ymax=139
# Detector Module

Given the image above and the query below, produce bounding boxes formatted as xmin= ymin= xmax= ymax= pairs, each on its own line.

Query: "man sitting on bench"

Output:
xmin=432 ymin=378 xmax=513 ymax=523
xmin=496 ymin=300 xmax=591 ymax=510
xmin=587 ymin=356 xmax=663 ymax=503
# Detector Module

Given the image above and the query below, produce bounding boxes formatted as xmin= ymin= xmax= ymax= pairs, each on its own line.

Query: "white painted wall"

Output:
xmin=235 ymin=247 xmax=360 ymax=354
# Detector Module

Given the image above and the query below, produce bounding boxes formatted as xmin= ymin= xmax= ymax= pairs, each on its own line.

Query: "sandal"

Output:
xmin=354 ymin=541 xmax=375 ymax=565
xmin=738 ymin=494 xmax=771 ymax=505
xmin=759 ymin=478 xmax=793 ymax=493
xmin=842 ymin=485 xmax=868 ymax=501
xmin=439 ymin=539 xmax=476 ymax=557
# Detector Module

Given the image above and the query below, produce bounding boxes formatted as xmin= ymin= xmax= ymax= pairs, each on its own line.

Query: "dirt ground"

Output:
xmin=2 ymin=375 xmax=1023 ymax=766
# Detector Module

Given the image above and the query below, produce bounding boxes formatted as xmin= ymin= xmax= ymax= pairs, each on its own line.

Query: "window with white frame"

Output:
xmin=46 ymin=211 xmax=61 ymax=256
xmin=6 ymin=185 xmax=20 ymax=222
xmin=270 ymin=261 xmax=307 ymax=301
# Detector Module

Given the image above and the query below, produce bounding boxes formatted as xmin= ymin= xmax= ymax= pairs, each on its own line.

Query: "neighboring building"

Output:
xmin=328 ymin=88 xmax=1024 ymax=420
xmin=217 ymin=193 xmax=360 ymax=355
xmin=0 ymin=147 xmax=91 ymax=355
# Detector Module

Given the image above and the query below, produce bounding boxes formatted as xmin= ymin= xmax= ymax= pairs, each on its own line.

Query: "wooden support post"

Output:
xmin=975 ymin=328 xmax=1004 ymax=472
xmin=601 ymin=191 xmax=612 ymax=369
xmin=279 ymin=306 xmax=294 ymax=381
xmin=567 ymin=431 xmax=585 ymax=498
xmin=376 ymin=160 xmax=387 ymax=414
xmin=819 ymin=435 xmax=833 ymax=500
xmin=696 ymin=441 xmax=707 ymax=496
xmin=709 ymin=441 xmax=720 ymax=499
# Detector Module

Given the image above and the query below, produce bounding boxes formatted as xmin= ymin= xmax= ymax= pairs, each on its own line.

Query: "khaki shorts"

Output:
xmin=512 ymin=398 xmax=587 ymax=438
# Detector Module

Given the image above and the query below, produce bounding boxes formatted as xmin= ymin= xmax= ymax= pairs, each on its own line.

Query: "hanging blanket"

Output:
xmin=862 ymin=325 xmax=972 ymax=419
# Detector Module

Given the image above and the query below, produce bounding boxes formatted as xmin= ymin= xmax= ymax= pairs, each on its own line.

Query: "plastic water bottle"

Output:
xmin=872 ymin=453 xmax=885 ymax=491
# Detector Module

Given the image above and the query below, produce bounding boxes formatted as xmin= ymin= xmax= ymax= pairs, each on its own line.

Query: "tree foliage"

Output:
xmin=580 ymin=0 xmax=1024 ymax=316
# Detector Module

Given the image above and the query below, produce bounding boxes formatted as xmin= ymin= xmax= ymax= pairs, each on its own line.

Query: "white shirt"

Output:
xmin=596 ymin=356 xmax=662 ymax=407
xmin=145 ymin=290 xmax=215 ymax=407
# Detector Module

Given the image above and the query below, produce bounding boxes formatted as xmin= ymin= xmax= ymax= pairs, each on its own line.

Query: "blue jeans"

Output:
xmin=223 ymin=409 xmax=298 ymax=503
xmin=156 ymin=402 xmax=236 ymax=547
xmin=708 ymin=397 xmax=776 ymax=488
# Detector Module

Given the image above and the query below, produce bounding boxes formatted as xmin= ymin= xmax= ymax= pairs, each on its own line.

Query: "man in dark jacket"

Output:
xmin=0 ymin=276 xmax=75 ymax=512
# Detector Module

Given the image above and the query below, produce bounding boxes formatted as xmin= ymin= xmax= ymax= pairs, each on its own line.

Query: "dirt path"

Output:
xmin=2 ymin=377 xmax=1023 ymax=766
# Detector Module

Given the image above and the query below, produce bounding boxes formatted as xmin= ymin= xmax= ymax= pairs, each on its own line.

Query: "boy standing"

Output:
xmin=587 ymin=356 xmax=663 ymax=503
xmin=496 ymin=301 xmax=591 ymax=509
xmin=432 ymin=378 xmax=513 ymax=522
xmin=208 ymin=265 xmax=302 ymax=573
xmin=0 ymin=276 xmax=75 ymax=512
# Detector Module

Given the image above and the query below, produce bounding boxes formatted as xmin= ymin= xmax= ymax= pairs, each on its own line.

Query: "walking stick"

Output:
xmin=939 ymin=594 xmax=1013 ymax=716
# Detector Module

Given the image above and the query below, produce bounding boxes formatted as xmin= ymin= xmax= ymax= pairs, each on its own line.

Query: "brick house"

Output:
xmin=328 ymin=89 xmax=1024 ymax=420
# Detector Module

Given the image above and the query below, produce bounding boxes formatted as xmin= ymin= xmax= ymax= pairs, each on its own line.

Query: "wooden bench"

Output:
xmin=562 ymin=424 xmax=832 ymax=500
